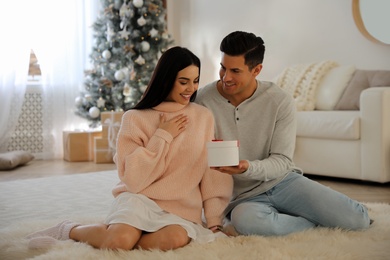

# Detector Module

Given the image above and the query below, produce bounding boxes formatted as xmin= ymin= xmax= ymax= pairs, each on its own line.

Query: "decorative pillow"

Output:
xmin=334 ymin=70 xmax=390 ymax=110
xmin=275 ymin=60 xmax=338 ymax=111
xmin=0 ymin=151 xmax=34 ymax=170
xmin=315 ymin=65 xmax=356 ymax=110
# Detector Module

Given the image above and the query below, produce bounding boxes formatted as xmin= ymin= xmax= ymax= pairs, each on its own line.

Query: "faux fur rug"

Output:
xmin=0 ymin=171 xmax=389 ymax=260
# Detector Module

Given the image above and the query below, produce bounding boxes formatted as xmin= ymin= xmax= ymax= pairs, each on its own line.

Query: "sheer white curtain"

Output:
xmin=0 ymin=0 xmax=99 ymax=158
xmin=0 ymin=3 xmax=31 ymax=152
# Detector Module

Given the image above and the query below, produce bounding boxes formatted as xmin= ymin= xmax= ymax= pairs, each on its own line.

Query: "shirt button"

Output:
xmin=236 ymin=118 xmax=239 ymax=120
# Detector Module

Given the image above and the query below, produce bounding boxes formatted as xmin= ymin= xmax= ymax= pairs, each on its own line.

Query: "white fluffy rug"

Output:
xmin=0 ymin=171 xmax=389 ymax=260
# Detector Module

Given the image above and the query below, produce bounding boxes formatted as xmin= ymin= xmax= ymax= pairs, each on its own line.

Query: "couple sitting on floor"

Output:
xmin=26 ymin=31 xmax=371 ymax=251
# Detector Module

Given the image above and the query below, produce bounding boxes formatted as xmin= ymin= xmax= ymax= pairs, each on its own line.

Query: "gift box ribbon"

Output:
xmin=103 ymin=113 xmax=121 ymax=155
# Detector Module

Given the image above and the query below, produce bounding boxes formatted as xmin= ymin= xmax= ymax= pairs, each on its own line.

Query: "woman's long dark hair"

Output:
xmin=133 ymin=46 xmax=201 ymax=110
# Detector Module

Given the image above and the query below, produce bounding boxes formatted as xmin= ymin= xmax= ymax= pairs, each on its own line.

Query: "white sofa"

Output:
xmin=276 ymin=63 xmax=390 ymax=183
xmin=294 ymin=87 xmax=390 ymax=183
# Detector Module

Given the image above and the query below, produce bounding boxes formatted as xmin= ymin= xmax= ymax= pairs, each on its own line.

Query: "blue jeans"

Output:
xmin=230 ymin=172 xmax=370 ymax=236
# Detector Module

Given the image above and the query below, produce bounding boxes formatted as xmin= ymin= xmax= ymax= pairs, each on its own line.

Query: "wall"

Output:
xmin=166 ymin=0 xmax=390 ymax=86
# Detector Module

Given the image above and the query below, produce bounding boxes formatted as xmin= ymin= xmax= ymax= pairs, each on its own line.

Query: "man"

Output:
xmin=195 ymin=31 xmax=371 ymax=236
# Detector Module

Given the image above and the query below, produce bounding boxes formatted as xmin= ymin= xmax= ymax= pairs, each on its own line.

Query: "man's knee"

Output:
xmin=230 ymin=202 xmax=296 ymax=236
xmin=339 ymin=210 xmax=370 ymax=230
xmin=230 ymin=202 xmax=274 ymax=235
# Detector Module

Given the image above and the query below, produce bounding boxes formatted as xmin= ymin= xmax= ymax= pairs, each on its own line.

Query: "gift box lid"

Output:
xmin=207 ymin=140 xmax=239 ymax=148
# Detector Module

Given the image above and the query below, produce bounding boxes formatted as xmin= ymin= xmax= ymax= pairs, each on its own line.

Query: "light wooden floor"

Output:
xmin=1 ymin=159 xmax=389 ymax=204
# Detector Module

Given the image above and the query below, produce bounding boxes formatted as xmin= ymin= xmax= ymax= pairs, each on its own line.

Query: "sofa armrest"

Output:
xmin=360 ymin=87 xmax=390 ymax=182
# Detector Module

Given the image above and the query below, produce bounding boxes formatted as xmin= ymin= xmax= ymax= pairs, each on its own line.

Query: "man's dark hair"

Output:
xmin=220 ymin=31 xmax=265 ymax=70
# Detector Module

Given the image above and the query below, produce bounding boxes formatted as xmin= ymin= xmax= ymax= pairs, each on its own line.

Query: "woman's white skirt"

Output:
xmin=104 ymin=192 xmax=226 ymax=244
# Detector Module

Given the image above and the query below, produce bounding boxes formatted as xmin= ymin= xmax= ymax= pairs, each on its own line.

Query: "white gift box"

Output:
xmin=207 ymin=140 xmax=239 ymax=167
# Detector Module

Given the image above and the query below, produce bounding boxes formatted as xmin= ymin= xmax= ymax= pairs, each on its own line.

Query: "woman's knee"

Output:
xmin=135 ymin=225 xmax=190 ymax=251
xmin=101 ymin=225 xmax=141 ymax=250
xmin=101 ymin=232 xmax=136 ymax=250
xmin=160 ymin=227 xmax=190 ymax=250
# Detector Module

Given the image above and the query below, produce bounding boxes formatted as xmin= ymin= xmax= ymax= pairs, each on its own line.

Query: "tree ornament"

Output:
xmin=119 ymin=26 xmax=130 ymax=39
xmin=114 ymin=0 xmax=122 ymax=10
xmin=123 ymin=83 xmax=131 ymax=96
xmin=137 ymin=16 xmax=146 ymax=26
xmin=106 ymin=25 xmax=115 ymax=42
xmin=133 ymin=0 xmax=144 ymax=8
xmin=149 ymin=28 xmax=158 ymax=37
xmin=140 ymin=85 xmax=147 ymax=93
xmin=120 ymin=2 xmax=130 ymax=17
xmin=135 ymin=55 xmax=145 ymax=65
xmin=85 ymin=94 xmax=92 ymax=102
xmin=130 ymin=67 xmax=136 ymax=80
xmin=141 ymin=41 xmax=150 ymax=52
xmin=132 ymin=30 xmax=141 ymax=38
xmin=114 ymin=70 xmax=125 ymax=81
xmin=148 ymin=3 xmax=159 ymax=13
xmin=97 ymin=97 xmax=106 ymax=108
xmin=159 ymin=14 xmax=166 ymax=23
xmin=123 ymin=44 xmax=135 ymax=54
xmin=104 ymin=5 xmax=114 ymax=16
xmin=124 ymin=96 xmax=133 ymax=104
xmin=162 ymin=31 xmax=169 ymax=39
xmin=101 ymin=78 xmax=113 ymax=88
xmin=102 ymin=50 xmax=112 ymax=59
xmin=75 ymin=96 xmax=83 ymax=107
xmin=89 ymin=106 xmax=100 ymax=118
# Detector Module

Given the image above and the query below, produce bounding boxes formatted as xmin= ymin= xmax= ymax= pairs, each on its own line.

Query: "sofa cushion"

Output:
xmin=275 ymin=60 xmax=338 ymax=111
xmin=296 ymin=111 xmax=360 ymax=140
xmin=315 ymin=65 xmax=355 ymax=110
xmin=334 ymin=70 xmax=390 ymax=110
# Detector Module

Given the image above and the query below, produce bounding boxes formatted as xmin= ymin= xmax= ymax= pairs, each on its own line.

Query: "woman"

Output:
xmin=26 ymin=47 xmax=233 ymax=251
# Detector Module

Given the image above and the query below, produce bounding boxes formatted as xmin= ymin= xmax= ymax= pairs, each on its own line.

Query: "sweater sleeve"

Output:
xmin=200 ymin=112 xmax=233 ymax=227
xmin=201 ymin=168 xmax=233 ymax=227
xmin=115 ymin=111 xmax=173 ymax=193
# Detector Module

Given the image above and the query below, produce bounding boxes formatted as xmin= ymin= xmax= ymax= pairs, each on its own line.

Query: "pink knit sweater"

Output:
xmin=112 ymin=102 xmax=233 ymax=227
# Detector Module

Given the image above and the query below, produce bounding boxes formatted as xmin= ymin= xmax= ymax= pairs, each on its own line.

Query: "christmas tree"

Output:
xmin=75 ymin=0 xmax=173 ymax=126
